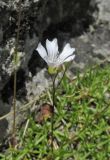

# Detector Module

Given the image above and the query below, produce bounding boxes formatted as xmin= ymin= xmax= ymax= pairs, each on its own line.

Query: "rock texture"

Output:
xmin=96 ymin=0 xmax=110 ymax=23
xmin=0 ymin=0 xmax=110 ymax=142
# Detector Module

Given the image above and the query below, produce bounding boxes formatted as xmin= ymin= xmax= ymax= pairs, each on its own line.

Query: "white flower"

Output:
xmin=36 ymin=38 xmax=75 ymax=67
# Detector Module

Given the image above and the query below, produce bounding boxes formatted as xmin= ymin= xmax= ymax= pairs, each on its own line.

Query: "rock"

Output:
xmin=96 ymin=0 xmax=110 ymax=23
xmin=69 ymin=24 xmax=110 ymax=74
xmin=0 ymin=0 xmax=110 ymax=142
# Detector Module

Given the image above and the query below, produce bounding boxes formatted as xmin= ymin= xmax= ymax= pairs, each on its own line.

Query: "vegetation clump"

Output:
xmin=0 ymin=64 xmax=110 ymax=160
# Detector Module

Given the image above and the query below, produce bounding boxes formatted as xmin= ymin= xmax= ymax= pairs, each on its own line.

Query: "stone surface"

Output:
xmin=0 ymin=0 xmax=110 ymax=142
xmin=96 ymin=0 xmax=110 ymax=23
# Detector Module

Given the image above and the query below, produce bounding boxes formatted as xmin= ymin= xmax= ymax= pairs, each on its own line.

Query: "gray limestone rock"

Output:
xmin=96 ymin=0 xmax=110 ymax=23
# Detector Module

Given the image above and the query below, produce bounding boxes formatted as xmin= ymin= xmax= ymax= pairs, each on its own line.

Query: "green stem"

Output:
xmin=51 ymin=73 xmax=57 ymax=158
xmin=12 ymin=0 xmax=21 ymax=142
xmin=57 ymin=67 xmax=67 ymax=88
xmin=50 ymin=64 xmax=71 ymax=156
xmin=56 ymin=63 xmax=72 ymax=89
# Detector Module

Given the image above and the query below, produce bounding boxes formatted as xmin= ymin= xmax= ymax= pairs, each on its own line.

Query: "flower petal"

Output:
xmin=63 ymin=54 xmax=75 ymax=62
xmin=36 ymin=43 xmax=47 ymax=60
xmin=59 ymin=43 xmax=75 ymax=61
xmin=46 ymin=38 xmax=58 ymax=59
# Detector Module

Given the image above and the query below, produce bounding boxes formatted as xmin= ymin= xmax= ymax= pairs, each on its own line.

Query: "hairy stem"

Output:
xmin=12 ymin=0 xmax=22 ymax=142
xmin=51 ymin=73 xmax=58 ymax=158
xmin=56 ymin=63 xmax=72 ymax=89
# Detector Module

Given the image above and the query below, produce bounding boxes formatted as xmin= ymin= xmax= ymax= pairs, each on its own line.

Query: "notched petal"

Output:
xmin=59 ymin=43 xmax=75 ymax=61
xmin=36 ymin=43 xmax=47 ymax=60
xmin=46 ymin=38 xmax=58 ymax=60
xmin=46 ymin=39 xmax=52 ymax=56
xmin=64 ymin=54 xmax=75 ymax=62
